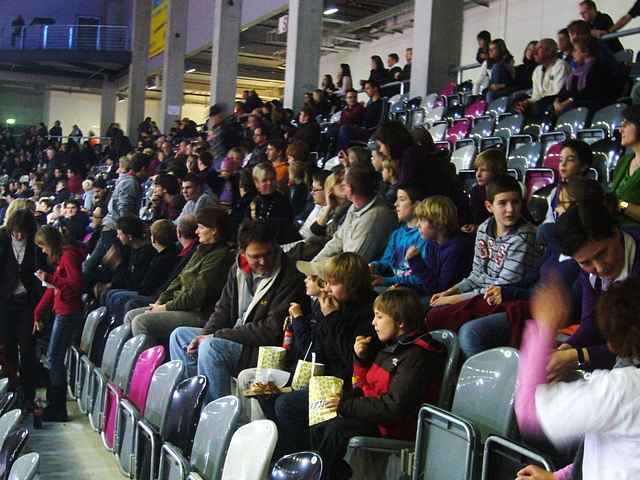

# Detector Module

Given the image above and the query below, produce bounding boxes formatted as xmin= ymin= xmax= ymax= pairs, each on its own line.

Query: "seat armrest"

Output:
xmin=348 ymin=436 xmax=414 ymax=453
xmin=158 ymin=442 xmax=189 ymax=480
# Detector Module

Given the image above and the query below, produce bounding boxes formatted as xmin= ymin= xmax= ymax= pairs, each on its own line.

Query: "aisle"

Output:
xmin=25 ymin=398 xmax=123 ymax=479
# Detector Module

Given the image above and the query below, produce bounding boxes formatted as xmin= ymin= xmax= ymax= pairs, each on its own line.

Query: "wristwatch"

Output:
xmin=619 ymin=200 xmax=630 ymax=213
xmin=575 ymin=347 xmax=587 ymax=371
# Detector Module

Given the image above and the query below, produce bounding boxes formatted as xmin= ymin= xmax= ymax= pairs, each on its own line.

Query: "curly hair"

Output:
xmin=597 ymin=277 xmax=640 ymax=360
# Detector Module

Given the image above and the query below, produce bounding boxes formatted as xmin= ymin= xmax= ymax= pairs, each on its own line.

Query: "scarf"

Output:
xmin=565 ymin=58 xmax=595 ymax=92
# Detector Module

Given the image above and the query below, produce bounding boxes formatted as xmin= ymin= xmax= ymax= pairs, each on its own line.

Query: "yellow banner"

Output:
xmin=149 ymin=0 xmax=167 ymax=59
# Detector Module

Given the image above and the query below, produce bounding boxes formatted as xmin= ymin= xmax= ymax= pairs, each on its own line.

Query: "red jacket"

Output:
xmin=338 ymin=331 xmax=445 ymax=440
xmin=339 ymin=103 xmax=365 ymax=126
xmin=34 ymin=244 xmax=85 ymax=321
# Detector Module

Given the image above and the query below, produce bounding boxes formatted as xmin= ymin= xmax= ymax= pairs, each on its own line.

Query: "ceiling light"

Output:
xmin=323 ymin=3 xmax=338 ymax=15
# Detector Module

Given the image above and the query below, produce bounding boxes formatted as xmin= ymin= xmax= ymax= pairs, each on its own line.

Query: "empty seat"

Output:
xmin=410 ymin=108 xmax=426 ymax=128
xmin=507 ymin=142 xmax=542 ymax=179
xmin=157 ymin=396 xmax=241 ymax=480
xmin=465 ymin=99 xmax=488 ymax=119
xmin=481 ymin=435 xmax=554 ymax=480
xmin=487 ymin=97 xmax=509 ymax=118
xmin=591 ymin=138 xmax=623 ymax=183
xmin=114 ymin=345 xmax=166 ymax=477
xmin=423 ymin=93 xmax=439 ymax=110
xmin=8 ymin=453 xmax=39 ymax=480
xmin=429 ymin=122 xmax=447 ymax=142
xmin=493 ymin=113 xmax=524 ymax=142
xmin=0 ymin=380 xmax=8 ymax=399
xmin=479 ymin=138 xmax=505 ymax=154
xmin=468 ymin=116 xmax=494 ymax=142
xmin=70 ymin=306 xmax=107 ymax=401
xmin=424 ymin=106 xmax=445 ymax=127
xmin=554 ymin=107 xmax=590 ymax=137
xmin=525 ymin=169 xmax=556 ymax=200
xmin=0 ymin=426 xmax=29 ymax=480
xmin=87 ymin=324 xmax=132 ymax=431
xmin=270 ymin=452 xmax=323 ymax=480
xmin=221 ymin=420 xmax=278 ymax=480
xmin=0 ymin=393 xmax=17 ymax=418
xmin=541 ymin=142 xmax=563 ymax=171
xmin=102 ymin=334 xmax=151 ymax=451
xmin=135 ymin=376 xmax=208 ymax=480
xmin=451 ymin=145 xmax=476 ymax=172
xmin=585 ymin=103 xmax=626 ymax=137
xmin=521 ymin=115 xmax=553 ymax=140
xmin=440 ymin=82 xmax=457 ymax=97
xmin=429 ymin=330 xmax=461 ymax=410
xmin=446 ymin=118 xmax=471 ymax=144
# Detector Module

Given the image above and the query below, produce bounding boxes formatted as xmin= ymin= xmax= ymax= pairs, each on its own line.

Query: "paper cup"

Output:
xmin=291 ymin=360 xmax=325 ymax=391
xmin=308 ymin=376 xmax=343 ymax=426
xmin=256 ymin=346 xmax=287 ymax=370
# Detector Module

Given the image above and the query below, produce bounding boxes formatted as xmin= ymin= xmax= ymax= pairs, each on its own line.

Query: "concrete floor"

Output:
xmin=25 ymin=398 xmax=123 ymax=479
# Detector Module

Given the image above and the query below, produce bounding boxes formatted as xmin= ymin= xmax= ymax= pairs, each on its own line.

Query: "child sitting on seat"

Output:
xmin=311 ymin=287 xmax=445 ymax=480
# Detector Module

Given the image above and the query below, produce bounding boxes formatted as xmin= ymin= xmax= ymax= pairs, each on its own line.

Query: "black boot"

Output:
xmin=43 ymin=386 xmax=68 ymax=422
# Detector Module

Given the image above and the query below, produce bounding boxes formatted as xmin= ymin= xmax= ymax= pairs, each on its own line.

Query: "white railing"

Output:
xmin=1 ymin=24 xmax=129 ymax=51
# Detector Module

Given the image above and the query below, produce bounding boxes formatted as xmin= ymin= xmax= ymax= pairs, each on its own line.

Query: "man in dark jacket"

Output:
xmin=169 ymin=219 xmax=307 ymax=403
xmin=292 ymin=106 xmax=321 ymax=152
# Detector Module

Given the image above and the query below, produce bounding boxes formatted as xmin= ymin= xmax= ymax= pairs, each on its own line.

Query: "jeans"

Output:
xmin=458 ymin=312 xmax=511 ymax=359
xmin=104 ymin=289 xmax=151 ymax=324
xmin=170 ymin=327 xmax=243 ymax=403
xmin=82 ymin=229 xmax=117 ymax=280
xmin=47 ymin=314 xmax=80 ymax=387
xmin=260 ymin=389 xmax=311 ymax=458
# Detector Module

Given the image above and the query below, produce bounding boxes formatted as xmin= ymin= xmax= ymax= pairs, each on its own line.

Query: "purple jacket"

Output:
xmin=567 ymin=229 xmax=640 ymax=368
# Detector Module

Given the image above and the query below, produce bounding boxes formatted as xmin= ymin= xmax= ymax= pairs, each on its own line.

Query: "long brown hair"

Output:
xmin=35 ymin=225 xmax=65 ymax=264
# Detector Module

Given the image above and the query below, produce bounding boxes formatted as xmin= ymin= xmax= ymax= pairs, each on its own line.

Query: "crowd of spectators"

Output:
xmin=1 ymin=0 xmax=640 ymax=478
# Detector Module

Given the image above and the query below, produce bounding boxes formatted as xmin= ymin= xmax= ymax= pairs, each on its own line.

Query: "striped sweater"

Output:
xmin=455 ymin=216 xmax=538 ymax=295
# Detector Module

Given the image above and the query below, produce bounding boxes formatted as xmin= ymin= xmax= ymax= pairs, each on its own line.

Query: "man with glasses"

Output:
xmin=244 ymin=126 xmax=269 ymax=170
xmin=169 ymin=219 xmax=307 ymax=403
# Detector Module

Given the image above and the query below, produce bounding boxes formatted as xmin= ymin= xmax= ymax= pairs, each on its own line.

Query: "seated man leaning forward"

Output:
xmin=169 ymin=219 xmax=307 ymax=403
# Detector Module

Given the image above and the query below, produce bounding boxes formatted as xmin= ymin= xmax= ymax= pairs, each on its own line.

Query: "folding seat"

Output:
xmin=464 ymin=99 xmax=487 ymax=119
xmin=68 ymin=306 xmax=107 ymax=400
xmin=0 ymin=380 xmax=8 ymax=399
xmin=424 ymin=106 xmax=445 ymax=127
xmin=451 ymin=144 xmax=476 ymax=173
xmin=440 ymin=82 xmax=457 ymax=97
xmin=614 ymin=48 xmax=634 ymax=65
xmin=466 ymin=115 xmax=494 ymax=144
xmin=507 ymin=142 xmax=542 ymax=180
xmin=0 ymin=393 xmax=16 ymax=418
xmin=410 ymin=108 xmax=426 ymax=129
xmin=554 ymin=107 xmax=590 ymax=138
xmin=406 ymin=96 xmax=422 ymax=111
xmin=412 ymin=348 xmax=520 ymax=480
xmin=135 ymin=376 xmax=208 ymax=480
xmin=577 ymin=103 xmax=626 ymax=145
xmin=591 ymin=138 xmax=623 ymax=184
xmin=521 ymin=114 xmax=553 ymax=140
xmin=524 ymin=169 xmax=556 ymax=200
xmin=434 ymin=141 xmax=451 ymax=155
xmin=102 ymin=334 xmax=151 ymax=451
xmin=429 ymin=330 xmax=461 ymax=411
xmin=0 ymin=426 xmax=29 ymax=480
xmin=157 ymin=396 xmax=241 ymax=480
xmin=423 ymin=93 xmax=440 ymax=110
xmin=270 ymin=452 xmax=323 ymax=480
xmin=428 ymin=122 xmax=447 ymax=142
xmin=481 ymin=435 xmax=554 ymax=480
xmin=486 ymin=97 xmax=510 ymax=118
xmin=540 ymin=140 xmax=564 ymax=169
xmin=220 ymin=420 xmax=278 ymax=480
xmin=446 ymin=118 xmax=471 ymax=145
xmin=87 ymin=324 xmax=132 ymax=431
xmin=478 ymin=138 xmax=505 ymax=154
xmin=8 ymin=452 xmax=39 ymax=480
xmin=114 ymin=345 xmax=166 ymax=477
xmin=492 ymin=113 xmax=524 ymax=153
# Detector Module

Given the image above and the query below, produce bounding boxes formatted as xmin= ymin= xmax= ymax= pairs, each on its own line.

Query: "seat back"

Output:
xmin=0 ymin=379 xmax=8 ymax=398
xmin=522 ymin=115 xmax=552 ymax=140
xmin=101 ymin=324 xmax=132 ymax=381
xmin=591 ymin=138 xmax=623 ymax=183
xmin=8 ymin=453 xmax=39 ymax=480
xmin=0 ymin=410 xmax=22 ymax=447
xmin=0 ymin=426 xmax=29 ymax=480
xmin=410 ymin=108 xmax=426 ymax=128
xmin=79 ymin=306 xmax=107 ymax=356
xmin=127 ymin=345 xmax=166 ymax=413
xmin=221 ymin=420 xmax=278 ymax=480
xmin=423 ymin=93 xmax=440 ymax=110
xmin=469 ymin=116 xmax=494 ymax=141
xmin=429 ymin=330 xmax=461 ymax=410
xmin=440 ymin=82 xmax=457 ymax=97
xmin=494 ymin=113 xmax=523 ymax=141
xmin=465 ymin=99 xmax=487 ymax=119
xmin=589 ymin=103 xmax=626 ymax=137
xmin=542 ymin=142 xmax=563 ymax=170
xmin=424 ymin=106 xmax=445 ymax=126
xmin=451 ymin=145 xmax=476 ymax=172
xmin=113 ymin=335 xmax=151 ymax=393
xmin=270 ymin=452 xmax=323 ymax=480
xmin=161 ymin=375 xmax=208 ymax=455
xmin=412 ymin=405 xmax=477 ymax=480
xmin=555 ymin=107 xmax=590 ymax=137
xmin=446 ymin=119 xmax=471 ymax=144
xmin=428 ymin=123 xmax=447 ymax=142
xmin=190 ymin=396 xmax=242 ymax=479
xmin=144 ymin=360 xmax=185 ymax=431
xmin=481 ymin=435 xmax=554 ymax=480
xmin=508 ymin=142 xmax=542 ymax=176
xmin=487 ymin=97 xmax=509 ymax=118
xmin=452 ymin=347 xmax=520 ymax=441
xmin=0 ymin=393 xmax=17 ymax=417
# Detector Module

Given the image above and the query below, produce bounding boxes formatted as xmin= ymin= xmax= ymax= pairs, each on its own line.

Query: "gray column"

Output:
xmin=126 ymin=0 xmax=151 ymax=139
xmin=100 ymin=80 xmax=117 ymax=138
xmin=283 ymin=0 xmax=322 ymax=112
xmin=410 ymin=0 xmax=463 ymax=99
xmin=42 ymin=88 xmax=50 ymax=127
xmin=210 ymin=0 xmax=242 ymax=110
xmin=160 ymin=0 xmax=187 ymax=133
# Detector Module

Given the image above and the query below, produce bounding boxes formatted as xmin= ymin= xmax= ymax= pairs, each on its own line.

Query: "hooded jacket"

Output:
xmin=34 ymin=244 xmax=85 ymax=320
xmin=339 ymin=331 xmax=445 ymax=440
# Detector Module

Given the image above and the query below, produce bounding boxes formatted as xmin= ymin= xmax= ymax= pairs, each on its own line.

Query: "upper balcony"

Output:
xmin=0 ymin=24 xmax=131 ymax=81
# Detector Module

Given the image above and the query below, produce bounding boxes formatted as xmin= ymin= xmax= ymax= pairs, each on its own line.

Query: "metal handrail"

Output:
xmin=1 ymin=24 xmax=129 ymax=51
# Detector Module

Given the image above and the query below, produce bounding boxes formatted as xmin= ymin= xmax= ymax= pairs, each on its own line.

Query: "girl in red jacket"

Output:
xmin=34 ymin=225 xmax=84 ymax=422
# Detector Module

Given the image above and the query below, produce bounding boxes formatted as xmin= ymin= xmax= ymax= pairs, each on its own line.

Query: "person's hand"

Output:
xmin=546 ymin=348 xmax=578 ymax=382
xmin=429 ymin=291 xmax=447 ymax=305
xmin=186 ymin=335 xmax=208 ymax=357
xmin=148 ymin=303 xmax=167 ymax=314
xmin=368 ymin=263 xmax=377 ymax=274
xmin=324 ymin=396 xmax=341 ymax=412
xmin=516 ymin=464 xmax=555 ymax=479
xmin=431 ymin=293 xmax=466 ymax=307
xmin=250 ymin=200 xmax=257 ymax=220
xmin=553 ymin=99 xmax=563 ymax=115
xmin=461 ymin=224 xmax=477 ymax=234
xmin=484 ymin=285 xmax=502 ymax=306
xmin=35 ymin=270 xmax=46 ymax=283
xmin=405 ymin=245 xmax=420 ymax=261
xmin=288 ymin=302 xmax=303 ymax=319
xmin=219 ymin=170 xmax=231 ymax=179
xmin=319 ymin=293 xmax=339 ymax=317
xmin=354 ymin=335 xmax=373 ymax=359
xmin=33 ymin=319 xmax=44 ymax=335
xmin=531 ymin=276 xmax=571 ymax=335
xmin=371 ymin=274 xmax=384 ymax=287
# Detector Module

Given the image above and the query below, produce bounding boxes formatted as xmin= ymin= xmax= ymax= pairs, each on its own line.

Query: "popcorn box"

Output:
xmin=308 ymin=376 xmax=343 ymax=426
xmin=291 ymin=360 xmax=325 ymax=391
xmin=256 ymin=346 xmax=287 ymax=370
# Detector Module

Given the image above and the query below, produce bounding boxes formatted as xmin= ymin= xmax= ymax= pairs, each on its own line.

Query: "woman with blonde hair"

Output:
xmin=33 ymin=225 xmax=84 ymax=422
